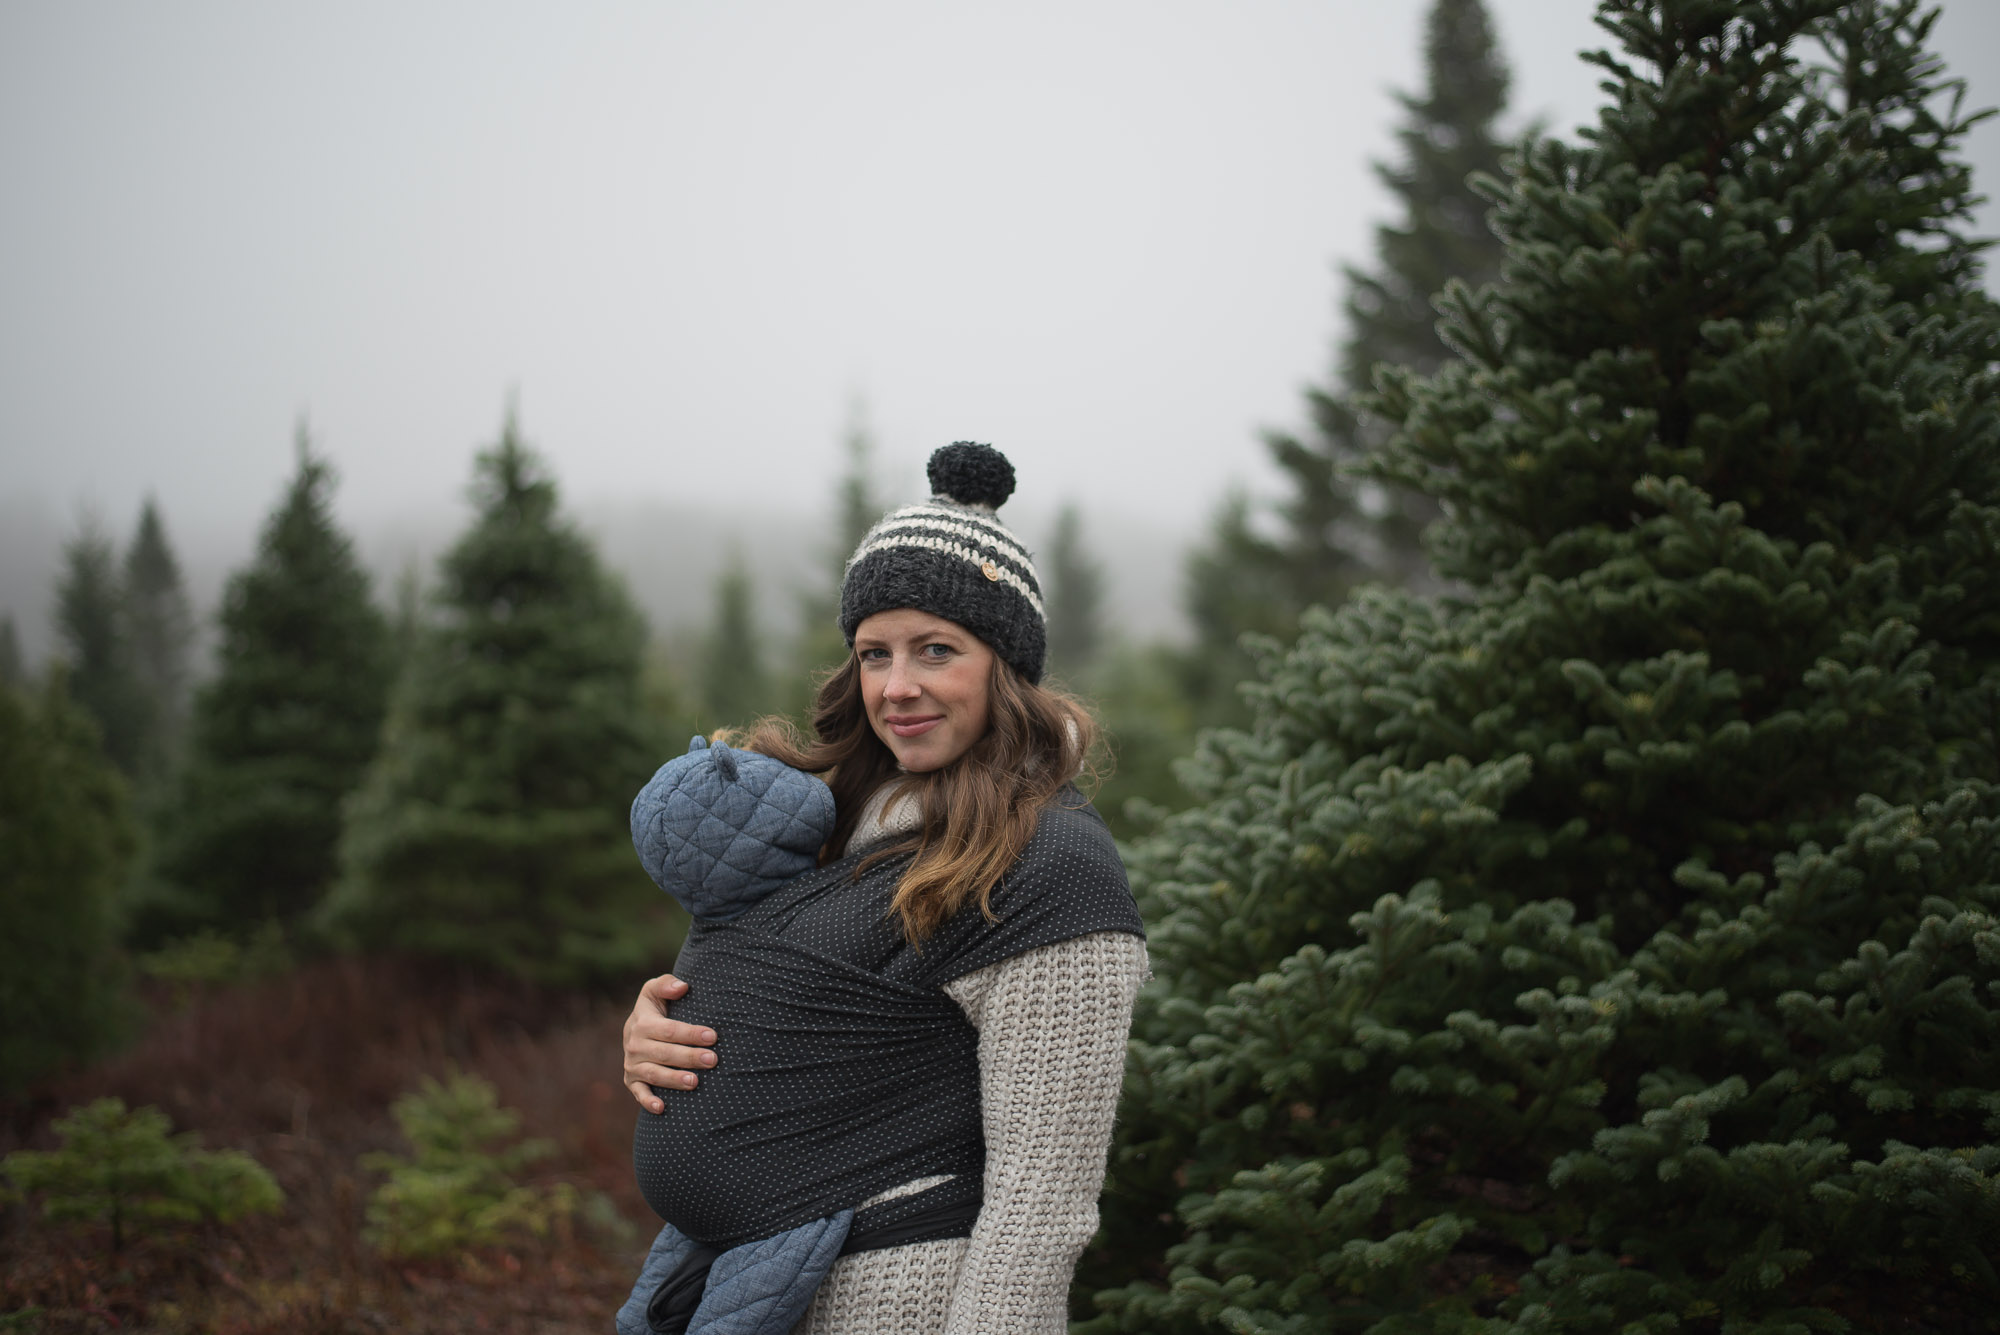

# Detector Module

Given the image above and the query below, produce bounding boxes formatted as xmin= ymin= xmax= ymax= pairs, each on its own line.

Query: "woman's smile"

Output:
xmin=854 ymin=609 xmax=994 ymax=772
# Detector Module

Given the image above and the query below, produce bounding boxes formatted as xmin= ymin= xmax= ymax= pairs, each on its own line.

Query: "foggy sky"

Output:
xmin=4 ymin=1 xmax=1998 ymax=660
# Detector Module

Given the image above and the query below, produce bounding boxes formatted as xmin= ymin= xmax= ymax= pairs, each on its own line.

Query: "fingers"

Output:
xmin=636 ymin=1017 xmax=717 ymax=1049
xmin=639 ymin=973 xmax=689 ymax=1006
xmin=624 ymin=973 xmax=715 ymax=1113
xmin=629 ymin=1078 xmax=667 ymax=1114
xmin=625 ymin=1049 xmax=718 ymax=1112
xmin=630 ymin=1039 xmax=719 ymax=1073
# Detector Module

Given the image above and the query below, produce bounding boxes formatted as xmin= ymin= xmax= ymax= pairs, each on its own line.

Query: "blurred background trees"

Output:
xmin=53 ymin=523 xmax=153 ymax=783
xmin=0 ymin=677 xmax=134 ymax=1093
xmin=139 ymin=431 xmax=394 ymax=944
xmin=1173 ymin=0 xmax=1514 ymax=735
xmin=320 ymin=414 xmax=674 ymax=986
xmin=121 ymin=498 xmax=194 ymax=789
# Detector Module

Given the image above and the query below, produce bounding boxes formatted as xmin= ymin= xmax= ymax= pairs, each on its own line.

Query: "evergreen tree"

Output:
xmin=0 ymin=676 xmax=135 ymax=1092
xmin=1087 ymin=3 xmax=2000 ymax=1331
xmin=791 ymin=408 xmax=882 ymax=702
xmin=827 ymin=409 xmax=882 ymax=604
xmin=53 ymin=522 xmax=149 ymax=777
xmin=1044 ymin=503 xmax=1106 ymax=683
xmin=0 ymin=615 xmax=22 ymax=686
xmin=1179 ymin=0 xmax=1513 ymax=728
xmin=148 ymin=432 xmax=393 ymax=939
xmin=122 ymin=496 xmax=194 ymax=784
xmin=700 ymin=551 xmax=773 ymax=729
xmin=321 ymin=413 xmax=673 ymax=984
xmin=1174 ymin=494 xmax=1294 ymax=731
xmin=1301 ymin=0 xmax=1513 ymax=588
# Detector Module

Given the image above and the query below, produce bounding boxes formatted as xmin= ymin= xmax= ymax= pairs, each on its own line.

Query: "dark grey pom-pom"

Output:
xmin=927 ymin=442 xmax=1016 ymax=508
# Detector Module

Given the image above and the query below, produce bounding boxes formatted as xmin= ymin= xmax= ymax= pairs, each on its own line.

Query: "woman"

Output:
xmin=620 ymin=442 xmax=1148 ymax=1333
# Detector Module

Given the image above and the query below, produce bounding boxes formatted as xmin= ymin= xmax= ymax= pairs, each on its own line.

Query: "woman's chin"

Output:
xmin=894 ymin=748 xmax=947 ymax=773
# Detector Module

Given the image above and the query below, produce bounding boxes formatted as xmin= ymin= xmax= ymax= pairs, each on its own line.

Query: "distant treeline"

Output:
xmin=3 ymin=0 xmax=1493 ymax=1098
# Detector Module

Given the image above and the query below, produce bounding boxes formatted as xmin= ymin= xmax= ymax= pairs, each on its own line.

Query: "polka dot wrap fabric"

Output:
xmin=631 ymin=793 xmax=1143 ymax=1254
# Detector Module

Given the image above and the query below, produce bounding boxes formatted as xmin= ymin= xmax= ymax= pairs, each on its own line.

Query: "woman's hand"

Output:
xmin=622 ymin=973 xmax=719 ymax=1113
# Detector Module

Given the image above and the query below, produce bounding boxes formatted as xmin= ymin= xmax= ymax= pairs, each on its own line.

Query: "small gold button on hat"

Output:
xmin=980 ymin=560 xmax=1000 ymax=581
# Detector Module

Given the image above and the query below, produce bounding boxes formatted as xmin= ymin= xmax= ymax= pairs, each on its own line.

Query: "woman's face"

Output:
xmin=854 ymin=609 xmax=995 ymax=773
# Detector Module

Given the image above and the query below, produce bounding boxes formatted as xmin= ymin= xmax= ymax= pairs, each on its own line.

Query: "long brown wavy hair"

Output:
xmin=726 ymin=653 xmax=1102 ymax=944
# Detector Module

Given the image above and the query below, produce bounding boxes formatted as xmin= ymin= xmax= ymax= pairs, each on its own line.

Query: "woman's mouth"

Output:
xmin=885 ymin=715 xmax=942 ymax=738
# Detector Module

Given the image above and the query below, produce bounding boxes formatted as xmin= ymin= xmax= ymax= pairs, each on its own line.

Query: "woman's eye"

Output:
xmin=921 ymin=643 xmax=953 ymax=660
xmin=858 ymin=647 xmax=889 ymax=663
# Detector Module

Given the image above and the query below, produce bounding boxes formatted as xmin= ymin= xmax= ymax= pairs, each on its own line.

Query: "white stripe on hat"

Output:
xmin=845 ymin=532 xmax=1047 ymax=620
xmin=863 ymin=507 xmax=1039 ymax=585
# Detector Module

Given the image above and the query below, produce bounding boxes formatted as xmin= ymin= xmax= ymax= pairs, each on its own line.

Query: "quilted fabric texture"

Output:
xmin=630 ymin=736 xmax=836 ymax=922
xmin=614 ymin=1211 xmax=853 ymax=1335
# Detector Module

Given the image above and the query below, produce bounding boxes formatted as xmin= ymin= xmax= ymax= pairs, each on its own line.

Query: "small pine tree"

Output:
xmin=53 ymin=522 xmax=150 ymax=777
xmin=700 ymin=551 xmax=773 ymax=730
xmin=361 ymin=1071 xmax=578 ymax=1259
xmin=321 ymin=413 xmax=673 ymax=984
xmin=122 ymin=496 xmax=194 ymax=785
xmin=0 ymin=677 xmax=134 ymax=1092
xmin=1044 ymin=503 xmax=1106 ymax=684
xmin=2 ymin=1098 xmax=283 ymax=1250
xmin=1087 ymin=2 xmax=2000 ymax=1331
xmin=148 ymin=430 xmax=393 ymax=939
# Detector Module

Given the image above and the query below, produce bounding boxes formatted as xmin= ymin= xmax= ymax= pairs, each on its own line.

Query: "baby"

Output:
xmin=619 ymin=735 xmax=848 ymax=1335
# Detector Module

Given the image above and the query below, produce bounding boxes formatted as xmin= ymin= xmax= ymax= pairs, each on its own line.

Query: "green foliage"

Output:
xmin=1088 ymin=2 xmax=2000 ymax=1332
xmin=1178 ymin=0 xmax=1515 ymax=731
xmin=786 ymin=412 xmax=882 ymax=718
xmin=0 ymin=677 xmax=134 ymax=1092
xmin=1178 ymin=494 xmax=1296 ymax=732
xmin=137 ymin=923 xmax=294 ymax=1010
xmin=1273 ymin=0 xmax=1516 ymax=599
xmin=2 ymin=1098 xmax=282 ymax=1250
xmin=0 ymin=615 xmax=23 ymax=687
xmin=699 ymin=551 xmax=773 ymax=730
xmin=321 ymin=412 xmax=674 ymax=984
xmin=122 ymin=495 xmax=194 ymax=787
xmin=54 ymin=521 xmax=151 ymax=778
xmin=145 ymin=430 xmax=394 ymax=942
xmin=1084 ymin=641 xmax=1200 ymax=844
xmin=1045 ymin=503 xmax=1107 ymax=683
xmin=361 ymin=1071 xmax=578 ymax=1259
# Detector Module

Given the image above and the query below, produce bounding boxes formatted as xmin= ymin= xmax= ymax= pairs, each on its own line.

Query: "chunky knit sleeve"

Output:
xmin=938 ymin=930 xmax=1150 ymax=1334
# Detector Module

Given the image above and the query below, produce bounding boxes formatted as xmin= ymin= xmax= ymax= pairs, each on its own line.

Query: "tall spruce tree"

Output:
xmin=147 ymin=433 xmax=393 ymax=939
xmin=1180 ymin=0 xmax=1513 ymax=728
xmin=321 ymin=414 xmax=672 ymax=984
xmin=122 ymin=496 xmax=194 ymax=785
xmin=0 ymin=675 xmax=135 ymax=1091
xmin=1085 ymin=3 xmax=2000 ymax=1331
xmin=1307 ymin=0 xmax=1512 ymax=587
xmin=1045 ymin=502 xmax=1106 ymax=683
xmin=53 ymin=523 xmax=150 ymax=777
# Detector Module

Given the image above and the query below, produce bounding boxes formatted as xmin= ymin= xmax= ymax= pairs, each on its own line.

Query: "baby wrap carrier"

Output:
xmin=619 ymin=739 xmax=1142 ymax=1335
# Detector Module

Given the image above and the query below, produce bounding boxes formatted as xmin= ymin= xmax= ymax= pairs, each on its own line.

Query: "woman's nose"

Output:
xmin=883 ymin=658 xmax=921 ymax=701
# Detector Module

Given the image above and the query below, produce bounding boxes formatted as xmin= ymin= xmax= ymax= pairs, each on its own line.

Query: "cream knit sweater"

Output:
xmin=789 ymin=790 xmax=1149 ymax=1335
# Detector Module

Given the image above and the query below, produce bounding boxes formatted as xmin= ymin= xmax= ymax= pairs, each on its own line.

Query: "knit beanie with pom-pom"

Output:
xmin=838 ymin=442 xmax=1047 ymax=684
